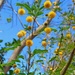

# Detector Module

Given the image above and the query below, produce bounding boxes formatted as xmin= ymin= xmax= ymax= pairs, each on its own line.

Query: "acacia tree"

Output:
xmin=0 ymin=0 xmax=75 ymax=75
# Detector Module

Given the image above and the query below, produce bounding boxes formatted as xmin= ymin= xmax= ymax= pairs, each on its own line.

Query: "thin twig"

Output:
xmin=35 ymin=19 xmax=40 ymax=26
xmin=6 ymin=2 xmax=25 ymax=29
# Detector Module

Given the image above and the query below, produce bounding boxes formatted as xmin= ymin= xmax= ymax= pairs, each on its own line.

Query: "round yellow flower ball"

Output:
xmin=42 ymin=41 xmax=47 ymax=47
xmin=66 ymin=33 xmax=71 ymax=38
xmin=59 ymin=51 xmax=63 ymax=55
xmin=50 ymin=67 xmax=53 ymax=71
xmin=14 ymin=68 xmax=20 ymax=74
xmin=48 ymin=11 xmax=56 ymax=18
xmin=72 ymin=26 xmax=75 ymax=30
xmin=26 ymin=39 xmax=33 ymax=47
xmin=13 ymin=64 xmax=17 ymax=68
xmin=54 ymin=48 xmax=59 ymax=54
xmin=18 ymin=8 xmax=25 ymax=15
xmin=58 ymin=43 xmax=63 ymax=47
xmin=17 ymin=32 xmax=23 ymax=38
xmin=44 ymin=1 xmax=52 ymax=8
xmin=26 ymin=16 xmax=33 ymax=22
xmin=44 ymin=27 xmax=51 ymax=34
xmin=20 ymin=30 xmax=26 ymax=36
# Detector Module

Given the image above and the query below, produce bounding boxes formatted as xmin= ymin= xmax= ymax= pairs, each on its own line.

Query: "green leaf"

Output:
xmin=59 ymin=26 xmax=70 ymax=31
xmin=28 ymin=12 xmax=35 ymax=16
xmin=49 ymin=56 xmax=56 ymax=62
xmin=18 ymin=73 xmax=26 ymax=75
xmin=36 ymin=11 xmax=43 ymax=16
xmin=0 ymin=65 xmax=3 ymax=71
xmin=0 ymin=40 xmax=3 ymax=43
xmin=16 ymin=3 xmax=31 ymax=12
xmin=29 ymin=72 xmax=35 ymax=75
xmin=5 ymin=42 xmax=11 ymax=46
xmin=4 ymin=47 xmax=15 ymax=51
xmin=9 ymin=70 xmax=13 ymax=75
xmin=7 ymin=18 xmax=12 ymax=23
xmin=18 ymin=55 xmax=24 ymax=59
xmin=36 ymin=60 xmax=43 ymax=63
xmin=39 ymin=6 xmax=44 ymax=10
xmin=51 ymin=28 xmax=57 ymax=32
xmin=32 ymin=49 xmax=48 ymax=56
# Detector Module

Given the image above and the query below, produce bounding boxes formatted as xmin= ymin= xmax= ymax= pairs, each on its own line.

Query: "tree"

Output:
xmin=0 ymin=0 xmax=75 ymax=75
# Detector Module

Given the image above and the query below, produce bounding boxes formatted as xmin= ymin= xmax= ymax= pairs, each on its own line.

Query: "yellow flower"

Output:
xmin=28 ymin=26 xmax=32 ymax=30
xmin=66 ymin=33 xmax=71 ymax=38
xmin=26 ymin=16 xmax=33 ymax=22
xmin=17 ymin=30 xmax=26 ymax=38
xmin=48 ymin=11 xmax=56 ymax=18
xmin=26 ymin=39 xmax=33 ymax=47
xmin=59 ymin=51 xmax=63 ymax=55
xmin=72 ymin=26 xmax=75 ymax=30
xmin=44 ymin=27 xmax=51 ymax=34
xmin=44 ymin=1 xmax=52 ymax=8
xmin=50 ymin=67 xmax=53 ymax=71
xmin=42 ymin=41 xmax=47 ymax=47
xmin=35 ymin=0 xmax=38 ymax=3
xmin=17 ymin=32 xmax=23 ymax=38
xmin=54 ymin=48 xmax=59 ymax=54
xmin=58 ymin=43 xmax=63 ymax=47
xmin=20 ymin=30 xmax=26 ymax=36
xmin=14 ymin=68 xmax=20 ymax=74
xmin=13 ymin=64 xmax=17 ymax=68
xmin=18 ymin=8 xmax=25 ymax=15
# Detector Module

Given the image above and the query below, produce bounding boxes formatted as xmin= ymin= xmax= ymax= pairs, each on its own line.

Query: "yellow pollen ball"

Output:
xmin=59 ymin=52 xmax=63 ymax=55
xmin=26 ymin=16 xmax=33 ymax=22
xmin=54 ymin=48 xmax=59 ymax=54
xmin=72 ymin=26 xmax=75 ymax=30
xmin=14 ymin=68 xmax=20 ymax=74
xmin=66 ymin=33 xmax=71 ymax=38
xmin=18 ymin=8 xmax=25 ymax=15
xmin=42 ymin=41 xmax=47 ymax=47
xmin=17 ymin=32 xmax=23 ymax=38
xmin=48 ymin=11 xmax=56 ymax=18
xmin=44 ymin=1 xmax=52 ymax=8
xmin=26 ymin=40 xmax=33 ymax=47
xmin=13 ymin=64 xmax=17 ymax=68
xmin=44 ymin=27 xmax=51 ymax=34
xmin=20 ymin=30 xmax=26 ymax=36
xmin=50 ymin=67 xmax=53 ymax=71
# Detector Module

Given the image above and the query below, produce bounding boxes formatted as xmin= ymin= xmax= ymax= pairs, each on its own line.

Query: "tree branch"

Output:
xmin=4 ymin=18 xmax=52 ymax=74
xmin=0 ymin=0 xmax=4 ymax=9
xmin=60 ymin=48 xmax=75 ymax=75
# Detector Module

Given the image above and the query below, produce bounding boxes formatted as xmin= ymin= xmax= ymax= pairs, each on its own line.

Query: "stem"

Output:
xmin=27 ymin=46 xmax=31 ymax=75
xmin=60 ymin=48 xmax=75 ymax=75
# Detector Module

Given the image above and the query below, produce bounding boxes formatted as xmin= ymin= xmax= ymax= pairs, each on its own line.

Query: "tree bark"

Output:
xmin=60 ymin=48 xmax=75 ymax=75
